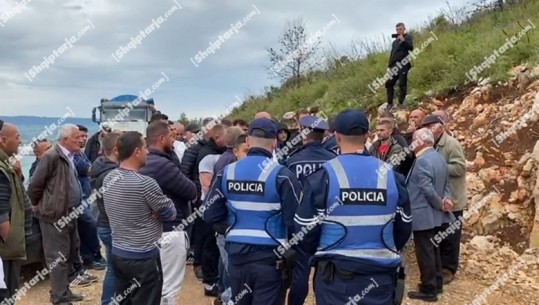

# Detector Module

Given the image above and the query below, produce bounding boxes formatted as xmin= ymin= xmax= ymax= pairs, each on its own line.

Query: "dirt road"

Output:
xmin=14 ymin=254 xmax=526 ymax=305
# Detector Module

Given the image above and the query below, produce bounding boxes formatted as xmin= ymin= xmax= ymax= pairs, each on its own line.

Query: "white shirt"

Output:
xmin=57 ymin=144 xmax=75 ymax=169
xmin=198 ymin=154 xmax=221 ymax=200
xmin=0 ymin=259 xmax=5 ymax=289
xmin=173 ymin=141 xmax=187 ymax=163
xmin=416 ymin=146 xmax=432 ymax=158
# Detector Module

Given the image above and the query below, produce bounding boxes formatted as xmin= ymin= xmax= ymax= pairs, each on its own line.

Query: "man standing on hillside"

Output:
xmin=386 ymin=22 xmax=414 ymax=111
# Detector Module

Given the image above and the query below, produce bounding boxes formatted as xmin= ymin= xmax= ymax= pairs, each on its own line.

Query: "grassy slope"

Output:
xmin=228 ymin=0 xmax=539 ymax=121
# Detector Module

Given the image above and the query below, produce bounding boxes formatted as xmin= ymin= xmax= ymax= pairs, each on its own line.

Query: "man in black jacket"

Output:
xmin=180 ymin=118 xmax=212 ymax=277
xmin=29 ymin=139 xmax=52 ymax=180
xmin=85 ymin=124 xmax=111 ymax=163
xmin=140 ymin=121 xmax=197 ymax=305
xmin=194 ymin=124 xmax=227 ymax=296
xmin=90 ymin=131 xmax=122 ymax=305
xmin=369 ymin=120 xmax=407 ymax=175
xmin=181 ymin=118 xmax=214 ymax=199
xmin=386 ymin=22 xmax=414 ymax=111
xmin=379 ymin=112 xmax=408 ymax=147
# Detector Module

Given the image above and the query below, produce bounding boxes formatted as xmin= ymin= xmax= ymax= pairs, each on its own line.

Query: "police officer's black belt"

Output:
xmin=317 ymin=260 xmax=355 ymax=282
xmin=253 ymin=257 xmax=286 ymax=270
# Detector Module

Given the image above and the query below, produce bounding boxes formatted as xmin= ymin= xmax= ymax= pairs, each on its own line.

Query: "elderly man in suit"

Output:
xmin=422 ymin=113 xmax=467 ymax=284
xmin=405 ymin=127 xmax=454 ymax=302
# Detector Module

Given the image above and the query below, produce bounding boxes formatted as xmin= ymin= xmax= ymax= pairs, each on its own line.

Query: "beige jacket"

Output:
xmin=435 ymin=132 xmax=467 ymax=211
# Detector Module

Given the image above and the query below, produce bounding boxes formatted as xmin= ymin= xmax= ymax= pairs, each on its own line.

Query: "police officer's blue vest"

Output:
xmin=315 ymin=155 xmax=401 ymax=267
xmin=221 ymin=156 xmax=286 ymax=247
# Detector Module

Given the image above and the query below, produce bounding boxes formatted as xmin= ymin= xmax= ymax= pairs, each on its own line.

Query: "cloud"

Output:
xmin=0 ymin=0 xmax=470 ymax=121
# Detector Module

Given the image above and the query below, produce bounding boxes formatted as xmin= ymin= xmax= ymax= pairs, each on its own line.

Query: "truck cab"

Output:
xmin=91 ymin=94 xmax=157 ymax=134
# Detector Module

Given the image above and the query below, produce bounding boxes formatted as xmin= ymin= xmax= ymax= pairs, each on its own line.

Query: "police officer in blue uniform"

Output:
xmin=322 ymin=116 xmax=339 ymax=154
xmin=294 ymin=109 xmax=412 ymax=305
xmin=285 ymin=115 xmax=337 ymax=180
xmin=284 ymin=115 xmax=336 ymax=305
xmin=203 ymin=118 xmax=303 ymax=305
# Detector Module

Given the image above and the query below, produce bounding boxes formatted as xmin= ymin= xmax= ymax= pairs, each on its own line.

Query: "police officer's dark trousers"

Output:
xmin=314 ymin=261 xmax=395 ymax=305
xmin=229 ymin=261 xmax=285 ymax=305
xmin=287 ymin=248 xmax=310 ymax=305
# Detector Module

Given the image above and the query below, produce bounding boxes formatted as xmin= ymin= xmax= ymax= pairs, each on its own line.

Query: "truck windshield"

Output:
xmin=101 ymin=107 xmax=147 ymax=121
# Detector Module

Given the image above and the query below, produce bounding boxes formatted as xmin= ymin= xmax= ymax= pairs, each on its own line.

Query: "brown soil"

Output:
xmin=15 ymin=256 xmax=529 ymax=305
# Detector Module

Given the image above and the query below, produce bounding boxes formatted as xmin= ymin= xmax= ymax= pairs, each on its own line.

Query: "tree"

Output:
xmin=178 ymin=112 xmax=190 ymax=126
xmin=267 ymin=18 xmax=322 ymax=87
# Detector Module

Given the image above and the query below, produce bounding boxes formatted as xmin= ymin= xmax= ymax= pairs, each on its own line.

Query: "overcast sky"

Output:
xmin=0 ymin=0 xmax=472 ymax=120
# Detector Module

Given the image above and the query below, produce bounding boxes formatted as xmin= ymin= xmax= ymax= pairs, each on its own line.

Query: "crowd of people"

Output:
xmin=0 ymin=100 xmax=468 ymax=305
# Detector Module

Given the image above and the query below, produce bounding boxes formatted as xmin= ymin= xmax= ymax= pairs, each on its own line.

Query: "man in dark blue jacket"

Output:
xmin=295 ymin=109 xmax=412 ymax=305
xmin=140 ymin=121 xmax=197 ymax=305
xmin=90 ymin=131 xmax=122 ymax=305
xmin=203 ymin=118 xmax=302 ymax=305
xmin=74 ymin=125 xmax=106 ymax=274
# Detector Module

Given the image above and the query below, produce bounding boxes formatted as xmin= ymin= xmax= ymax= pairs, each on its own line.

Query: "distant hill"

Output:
xmin=1 ymin=116 xmax=97 ymax=128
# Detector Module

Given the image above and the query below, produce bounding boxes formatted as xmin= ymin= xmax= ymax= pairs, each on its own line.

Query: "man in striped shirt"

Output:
xmin=103 ymin=131 xmax=176 ymax=305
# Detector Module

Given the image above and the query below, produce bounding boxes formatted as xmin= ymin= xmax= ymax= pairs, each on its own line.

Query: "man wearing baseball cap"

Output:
xmin=202 ymin=118 xmax=302 ymax=305
xmin=294 ymin=109 xmax=412 ymax=305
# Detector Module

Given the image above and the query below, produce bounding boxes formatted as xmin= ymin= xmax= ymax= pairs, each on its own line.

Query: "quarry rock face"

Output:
xmin=530 ymin=140 xmax=539 ymax=247
xmin=382 ymin=79 xmax=538 ymax=247
xmin=408 ymin=81 xmax=539 ymax=300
